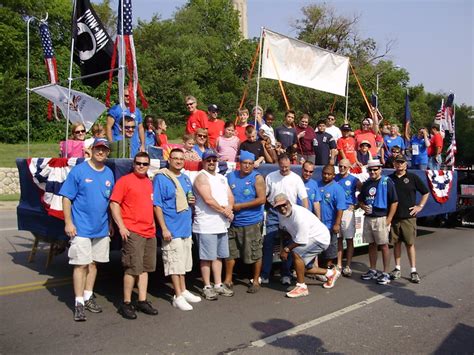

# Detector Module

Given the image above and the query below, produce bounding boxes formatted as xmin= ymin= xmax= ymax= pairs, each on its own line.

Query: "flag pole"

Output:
xmin=254 ymin=27 xmax=264 ymax=127
xmin=119 ymin=0 xmax=126 ymax=158
xmin=26 ymin=16 xmax=37 ymax=158
xmin=344 ymin=65 xmax=349 ymax=124
xmin=65 ymin=0 xmax=79 ymax=158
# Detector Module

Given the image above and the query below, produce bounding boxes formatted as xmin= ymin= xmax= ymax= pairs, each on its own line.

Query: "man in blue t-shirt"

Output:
xmin=298 ymin=161 xmax=321 ymax=218
xmin=224 ymin=151 xmax=266 ymax=294
xmin=318 ymin=164 xmax=347 ymax=288
xmin=59 ymin=138 xmax=115 ymax=322
xmin=358 ymin=159 xmax=398 ymax=285
xmin=106 ymin=87 xmax=145 ymax=156
xmin=153 ymin=148 xmax=202 ymax=311
xmin=335 ymin=159 xmax=361 ymax=277
xmin=410 ymin=127 xmax=430 ymax=170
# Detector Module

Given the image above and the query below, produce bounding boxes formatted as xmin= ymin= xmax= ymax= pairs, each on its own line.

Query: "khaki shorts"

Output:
xmin=122 ymin=232 xmax=157 ymax=275
xmin=340 ymin=209 xmax=356 ymax=239
xmin=227 ymin=222 xmax=263 ymax=264
xmin=162 ymin=237 xmax=193 ymax=276
xmin=390 ymin=218 xmax=417 ymax=245
xmin=363 ymin=216 xmax=389 ymax=245
xmin=68 ymin=236 xmax=110 ymax=265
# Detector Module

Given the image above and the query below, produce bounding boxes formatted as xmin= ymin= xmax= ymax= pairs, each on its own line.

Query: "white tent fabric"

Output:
xmin=261 ymin=29 xmax=349 ymax=97
xmin=31 ymin=84 xmax=106 ymax=131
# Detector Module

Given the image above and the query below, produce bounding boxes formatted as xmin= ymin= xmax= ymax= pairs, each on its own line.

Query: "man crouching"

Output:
xmin=273 ymin=193 xmax=338 ymax=298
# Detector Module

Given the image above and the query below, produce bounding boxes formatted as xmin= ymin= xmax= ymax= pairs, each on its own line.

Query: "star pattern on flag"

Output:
xmin=39 ymin=23 xmax=55 ymax=58
xmin=121 ymin=0 xmax=133 ymax=35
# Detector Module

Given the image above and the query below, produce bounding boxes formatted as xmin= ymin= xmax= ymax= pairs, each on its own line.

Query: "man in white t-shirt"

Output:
xmin=193 ymin=149 xmax=235 ymax=300
xmin=261 ymin=154 xmax=308 ymax=286
xmin=325 ymin=114 xmax=342 ymax=141
xmin=273 ymin=193 xmax=337 ymax=298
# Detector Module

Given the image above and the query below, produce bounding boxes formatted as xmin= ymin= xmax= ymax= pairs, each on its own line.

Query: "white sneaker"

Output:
xmin=173 ymin=295 xmax=193 ymax=311
xmin=280 ymin=276 xmax=291 ymax=285
xmin=260 ymin=277 xmax=270 ymax=284
xmin=182 ymin=290 xmax=201 ymax=303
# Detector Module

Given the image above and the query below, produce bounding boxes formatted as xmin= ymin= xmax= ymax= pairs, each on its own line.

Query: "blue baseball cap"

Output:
xmin=92 ymin=138 xmax=110 ymax=150
xmin=239 ymin=150 xmax=255 ymax=162
xmin=202 ymin=149 xmax=218 ymax=160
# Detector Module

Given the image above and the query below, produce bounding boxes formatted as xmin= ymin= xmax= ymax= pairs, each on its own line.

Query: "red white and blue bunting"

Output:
xmin=425 ymin=169 xmax=453 ymax=204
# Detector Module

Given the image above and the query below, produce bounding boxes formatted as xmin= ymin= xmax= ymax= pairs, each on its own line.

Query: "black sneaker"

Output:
xmin=84 ymin=294 xmax=102 ymax=313
xmin=74 ymin=304 xmax=87 ymax=322
xmin=136 ymin=300 xmax=158 ymax=316
xmin=410 ymin=272 xmax=421 ymax=283
xmin=119 ymin=302 xmax=137 ymax=320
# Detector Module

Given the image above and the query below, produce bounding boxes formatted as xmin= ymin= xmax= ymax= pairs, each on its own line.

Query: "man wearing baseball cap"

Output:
xmin=193 ymin=149 xmax=235 ymax=300
xmin=224 ymin=151 xmax=266 ymax=293
xmin=273 ymin=193 xmax=332 ymax=298
xmin=207 ymin=104 xmax=225 ymax=148
xmin=60 ymin=138 xmax=115 ymax=321
xmin=358 ymin=159 xmax=398 ymax=285
xmin=389 ymin=155 xmax=429 ymax=283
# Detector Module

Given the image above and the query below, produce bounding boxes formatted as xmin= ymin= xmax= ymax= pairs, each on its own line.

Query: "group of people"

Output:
xmin=183 ymin=96 xmax=445 ymax=172
xmin=60 ymin=119 xmax=430 ymax=321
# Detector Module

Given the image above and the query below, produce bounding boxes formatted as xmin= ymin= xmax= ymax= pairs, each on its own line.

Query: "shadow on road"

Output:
xmin=434 ymin=323 xmax=474 ymax=353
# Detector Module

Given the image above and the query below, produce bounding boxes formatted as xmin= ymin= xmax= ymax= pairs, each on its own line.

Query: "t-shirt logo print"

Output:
xmin=85 ymin=178 xmax=93 ymax=183
xmin=369 ymin=187 xmax=376 ymax=196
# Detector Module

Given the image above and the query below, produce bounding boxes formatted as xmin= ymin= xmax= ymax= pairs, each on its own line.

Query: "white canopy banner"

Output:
xmin=31 ymin=84 xmax=106 ymax=131
xmin=261 ymin=29 xmax=349 ymax=97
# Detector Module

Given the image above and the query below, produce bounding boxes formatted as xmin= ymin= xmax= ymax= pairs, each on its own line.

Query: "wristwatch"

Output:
xmin=283 ymin=247 xmax=291 ymax=253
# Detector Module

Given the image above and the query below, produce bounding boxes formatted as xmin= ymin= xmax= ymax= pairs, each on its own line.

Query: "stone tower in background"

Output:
xmin=232 ymin=0 xmax=248 ymax=39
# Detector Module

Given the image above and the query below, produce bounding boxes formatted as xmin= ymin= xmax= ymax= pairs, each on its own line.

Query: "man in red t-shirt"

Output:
xmin=206 ymin=104 xmax=225 ymax=148
xmin=295 ymin=113 xmax=316 ymax=163
xmin=185 ymin=95 xmax=208 ymax=134
xmin=427 ymin=124 xmax=443 ymax=170
xmin=110 ymin=152 xmax=158 ymax=320
xmin=337 ymin=124 xmax=357 ymax=167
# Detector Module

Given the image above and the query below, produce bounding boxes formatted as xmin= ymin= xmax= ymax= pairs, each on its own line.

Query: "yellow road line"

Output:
xmin=0 ymin=277 xmax=72 ymax=290
xmin=0 ymin=280 xmax=72 ymax=296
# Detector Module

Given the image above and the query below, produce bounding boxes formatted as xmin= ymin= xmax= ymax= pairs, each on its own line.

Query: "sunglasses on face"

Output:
xmin=205 ymin=158 xmax=218 ymax=163
xmin=124 ymin=94 xmax=129 ymax=98
xmin=134 ymin=161 xmax=150 ymax=167
xmin=276 ymin=202 xmax=289 ymax=210
xmin=74 ymin=130 xmax=86 ymax=134
xmin=197 ymin=134 xmax=207 ymax=138
xmin=125 ymin=126 xmax=136 ymax=130
xmin=303 ymin=169 xmax=314 ymax=173
xmin=368 ymin=168 xmax=380 ymax=172
xmin=338 ymin=165 xmax=349 ymax=169
xmin=186 ymin=102 xmax=195 ymax=106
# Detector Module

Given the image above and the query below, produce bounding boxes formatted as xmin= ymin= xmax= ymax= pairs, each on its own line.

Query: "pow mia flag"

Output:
xmin=73 ymin=0 xmax=116 ymax=88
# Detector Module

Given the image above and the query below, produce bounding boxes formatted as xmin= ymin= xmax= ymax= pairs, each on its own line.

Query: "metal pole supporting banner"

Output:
xmin=65 ymin=0 xmax=78 ymax=158
xmin=26 ymin=17 xmax=36 ymax=158
xmin=344 ymin=66 xmax=349 ymax=123
xmin=254 ymin=27 xmax=264 ymax=127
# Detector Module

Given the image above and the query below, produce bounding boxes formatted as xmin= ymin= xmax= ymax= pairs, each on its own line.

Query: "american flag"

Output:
xmin=444 ymin=95 xmax=456 ymax=168
xmin=106 ymin=0 xmax=148 ymax=112
xmin=39 ymin=21 xmax=59 ymax=120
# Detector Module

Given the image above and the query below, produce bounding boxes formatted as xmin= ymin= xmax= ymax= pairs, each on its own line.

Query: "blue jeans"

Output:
xmin=261 ymin=209 xmax=292 ymax=279
xmin=428 ymin=156 xmax=441 ymax=170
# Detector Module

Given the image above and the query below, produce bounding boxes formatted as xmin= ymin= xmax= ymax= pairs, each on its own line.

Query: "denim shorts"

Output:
xmin=293 ymin=239 xmax=329 ymax=267
xmin=196 ymin=233 xmax=229 ymax=260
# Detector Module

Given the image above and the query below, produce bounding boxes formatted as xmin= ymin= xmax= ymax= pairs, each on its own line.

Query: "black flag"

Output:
xmin=73 ymin=0 xmax=116 ymax=88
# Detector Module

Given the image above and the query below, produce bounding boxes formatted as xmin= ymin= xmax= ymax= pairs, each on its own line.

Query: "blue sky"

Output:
xmin=104 ymin=0 xmax=473 ymax=106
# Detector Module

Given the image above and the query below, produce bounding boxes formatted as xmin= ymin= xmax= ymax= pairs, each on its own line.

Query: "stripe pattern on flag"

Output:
xmin=39 ymin=21 xmax=59 ymax=120
xmin=425 ymin=169 xmax=453 ymax=204
xmin=27 ymin=158 xmax=83 ymax=219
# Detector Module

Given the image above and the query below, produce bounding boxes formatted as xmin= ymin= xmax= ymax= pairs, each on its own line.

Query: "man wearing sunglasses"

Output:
xmin=109 ymin=116 xmax=136 ymax=158
xmin=193 ymin=149 xmax=235 ymax=300
xmin=106 ymin=87 xmax=145 ymax=156
xmin=185 ymin=95 xmax=208 ymax=135
xmin=358 ymin=159 xmax=398 ymax=285
xmin=273 ymin=193 xmax=331 ymax=298
xmin=298 ymin=161 xmax=321 ymax=218
xmin=110 ymin=152 xmax=158 ymax=319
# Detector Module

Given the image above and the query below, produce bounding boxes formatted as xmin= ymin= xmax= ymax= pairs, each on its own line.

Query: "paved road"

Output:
xmin=0 ymin=209 xmax=473 ymax=354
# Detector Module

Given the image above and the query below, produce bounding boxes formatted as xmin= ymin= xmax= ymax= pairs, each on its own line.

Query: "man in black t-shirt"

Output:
xmin=313 ymin=120 xmax=337 ymax=166
xmin=389 ymin=155 xmax=429 ymax=283
xmin=275 ymin=110 xmax=298 ymax=150
xmin=358 ymin=159 xmax=398 ymax=285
